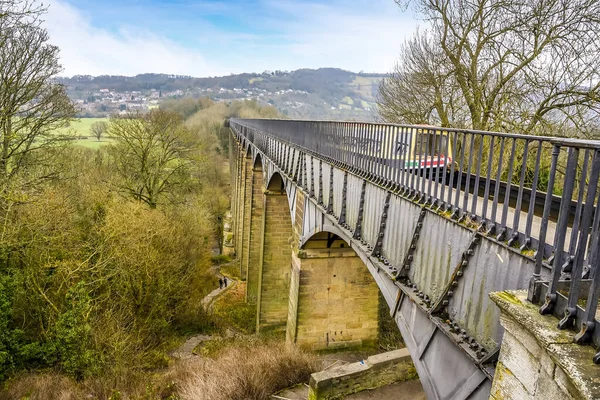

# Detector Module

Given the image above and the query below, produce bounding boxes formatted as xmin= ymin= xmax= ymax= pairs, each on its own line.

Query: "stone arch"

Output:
xmin=286 ymin=229 xmax=380 ymax=351
xmin=253 ymin=152 xmax=263 ymax=170
xmin=299 ymin=224 xmax=347 ymax=249
xmin=267 ymin=170 xmax=286 ymax=192
xmin=255 ymin=170 xmax=294 ymax=335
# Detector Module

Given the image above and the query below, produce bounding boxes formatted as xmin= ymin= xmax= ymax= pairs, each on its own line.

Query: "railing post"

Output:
xmin=528 ymin=144 xmax=561 ymax=303
xmin=540 ymin=146 xmax=578 ymax=315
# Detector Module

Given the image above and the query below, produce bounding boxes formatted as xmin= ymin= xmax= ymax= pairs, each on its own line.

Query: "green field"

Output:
xmin=351 ymin=76 xmax=383 ymax=101
xmin=56 ymin=118 xmax=113 ymax=149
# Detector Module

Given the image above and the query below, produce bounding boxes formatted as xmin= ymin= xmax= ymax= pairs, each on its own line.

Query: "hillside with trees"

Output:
xmin=57 ymin=69 xmax=385 ymax=121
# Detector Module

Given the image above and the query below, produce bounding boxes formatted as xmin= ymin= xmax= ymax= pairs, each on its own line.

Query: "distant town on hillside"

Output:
xmin=57 ymin=68 xmax=386 ymax=121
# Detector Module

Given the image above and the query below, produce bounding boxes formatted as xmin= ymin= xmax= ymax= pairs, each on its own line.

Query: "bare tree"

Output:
xmin=90 ymin=121 xmax=108 ymax=141
xmin=107 ymin=110 xmax=195 ymax=208
xmin=380 ymin=0 xmax=600 ymax=135
xmin=0 ymin=1 xmax=76 ymax=184
xmin=378 ymin=32 xmax=467 ymax=127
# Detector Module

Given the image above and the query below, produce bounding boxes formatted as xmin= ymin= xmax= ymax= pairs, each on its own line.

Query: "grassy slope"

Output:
xmin=56 ymin=118 xmax=113 ymax=149
xmin=351 ymin=76 xmax=383 ymax=101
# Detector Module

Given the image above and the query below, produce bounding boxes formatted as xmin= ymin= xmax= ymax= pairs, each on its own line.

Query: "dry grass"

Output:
xmin=0 ymin=374 xmax=85 ymax=400
xmin=176 ymin=341 xmax=321 ymax=400
xmin=1 ymin=341 xmax=320 ymax=400
xmin=0 ymin=370 xmax=177 ymax=400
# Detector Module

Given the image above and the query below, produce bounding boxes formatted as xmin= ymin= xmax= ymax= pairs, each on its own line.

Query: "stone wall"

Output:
xmin=257 ymin=191 xmax=292 ymax=333
xmin=240 ymin=157 xmax=253 ymax=280
xmin=286 ymin=253 xmax=301 ymax=346
xmin=489 ymin=290 xmax=600 ymax=400
xmin=290 ymin=247 xmax=379 ymax=351
xmin=308 ymin=348 xmax=417 ymax=400
xmin=245 ymin=166 xmax=264 ymax=303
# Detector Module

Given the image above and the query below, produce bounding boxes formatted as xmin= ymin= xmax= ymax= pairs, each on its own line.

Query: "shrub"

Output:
xmin=212 ymin=282 xmax=255 ymax=334
xmin=177 ymin=341 xmax=321 ymax=400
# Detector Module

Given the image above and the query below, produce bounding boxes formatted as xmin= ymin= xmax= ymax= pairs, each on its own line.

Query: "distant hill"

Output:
xmin=57 ymin=68 xmax=386 ymax=121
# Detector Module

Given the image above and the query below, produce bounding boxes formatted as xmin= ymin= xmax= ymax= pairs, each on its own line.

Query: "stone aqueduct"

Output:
xmin=227 ymin=118 xmax=600 ymax=400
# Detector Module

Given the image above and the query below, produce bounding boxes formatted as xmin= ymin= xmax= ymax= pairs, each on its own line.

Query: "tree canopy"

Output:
xmin=0 ymin=0 xmax=75 ymax=188
xmin=379 ymin=0 xmax=600 ymax=136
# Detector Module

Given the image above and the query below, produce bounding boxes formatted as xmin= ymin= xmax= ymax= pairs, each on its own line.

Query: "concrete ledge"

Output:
xmin=490 ymin=290 xmax=600 ymax=400
xmin=308 ymin=348 xmax=417 ymax=400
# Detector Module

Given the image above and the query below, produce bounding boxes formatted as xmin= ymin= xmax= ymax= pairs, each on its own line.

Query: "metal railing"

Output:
xmin=230 ymin=118 xmax=600 ymax=363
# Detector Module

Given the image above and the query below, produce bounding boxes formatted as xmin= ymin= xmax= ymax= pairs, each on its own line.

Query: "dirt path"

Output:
xmin=201 ymin=271 xmax=236 ymax=312
xmin=171 ymin=265 xmax=237 ymax=359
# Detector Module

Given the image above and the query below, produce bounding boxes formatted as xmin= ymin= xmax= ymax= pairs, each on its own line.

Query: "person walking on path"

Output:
xmin=223 ymin=277 xmax=228 ymax=288
xmin=219 ymin=278 xmax=223 ymax=289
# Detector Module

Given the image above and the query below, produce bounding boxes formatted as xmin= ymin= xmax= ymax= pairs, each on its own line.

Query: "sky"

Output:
xmin=42 ymin=0 xmax=419 ymax=77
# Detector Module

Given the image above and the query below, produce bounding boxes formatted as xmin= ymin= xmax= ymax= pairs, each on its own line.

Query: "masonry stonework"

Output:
xmin=489 ymin=290 xmax=600 ymax=400
xmin=245 ymin=163 xmax=264 ymax=303
xmin=234 ymin=148 xmax=247 ymax=268
xmin=308 ymin=348 xmax=417 ymax=400
xmin=240 ymin=156 xmax=253 ymax=280
xmin=286 ymin=254 xmax=301 ymax=346
xmin=287 ymin=242 xmax=379 ymax=351
xmin=257 ymin=190 xmax=293 ymax=333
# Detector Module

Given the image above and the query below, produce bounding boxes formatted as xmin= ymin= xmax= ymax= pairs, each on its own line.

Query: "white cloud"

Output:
xmin=44 ymin=0 xmax=222 ymax=77
xmin=260 ymin=0 xmax=417 ymax=73
xmin=43 ymin=0 xmax=418 ymax=77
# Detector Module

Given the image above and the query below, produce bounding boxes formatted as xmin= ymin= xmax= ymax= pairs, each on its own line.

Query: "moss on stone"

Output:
xmin=493 ymin=290 xmax=523 ymax=305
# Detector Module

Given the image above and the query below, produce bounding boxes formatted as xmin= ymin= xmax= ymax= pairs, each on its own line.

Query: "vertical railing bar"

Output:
xmin=541 ymin=147 xmax=579 ymax=314
xmin=364 ymin=124 xmax=373 ymax=175
xmin=427 ymin=130 xmax=436 ymax=202
xmin=440 ymin=130 xmax=450 ymax=208
xmin=379 ymin=125 xmax=386 ymax=181
xmin=453 ymin=132 xmax=466 ymax=214
xmin=471 ymin=135 xmax=484 ymax=218
xmin=434 ymin=131 xmax=442 ymax=205
xmin=393 ymin=126 xmax=402 ymax=187
xmin=447 ymin=131 xmax=458 ymax=209
xmin=525 ymin=141 xmax=543 ymax=242
xmin=569 ymin=150 xmax=590 ymax=257
xmin=533 ymin=144 xmax=561 ymax=280
xmin=357 ymin=123 xmax=363 ymax=173
xmin=346 ymin=123 xmax=351 ymax=167
xmin=410 ymin=128 xmax=417 ymax=193
xmin=376 ymin=124 xmax=382 ymax=178
xmin=354 ymin=124 xmax=360 ymax=172
xmin=561 ymin=150 xmax=600 ymax=330
xmin=371 ymin=124 xmax=377 ymax=177
xmin=463 ymin=133 xmax=475 ymax=218
xmin=490 ymin=137 xmax=506 ymax=229
xmin=500 ymin=138 xmax=518 ymax=236
xmin=345 ymin=123 xmax=350 ymax=169
xmin=365 ymin=123 xmax=370 ymax=175
xmin=386 ymin=125 xmax=394 ymax=183
xmin=512 ymin=140 xmax=530 ymax=237
xmin=482 ymin=136 xmax=495 ymax=222
xmin=403 ymin=127 xmax=411 ymax=191
xmin=421 ymin=128 xmax=430 ymax=199
xmin=586 ymin=180 xmax=600 ymax=280
xmin=576 ymin=224 xmax=600 ymax=351
xmin=335 ymin=122 xmax=341 ymax=165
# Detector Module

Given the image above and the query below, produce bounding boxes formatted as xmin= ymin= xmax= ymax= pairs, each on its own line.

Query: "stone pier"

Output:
xmin=256 ymin=173 xmax=293 ymax=333
xmin=286 ymin=232 xmax=380 ymax=351
xmin=489 ymin=290 xmax=600 ymax=400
